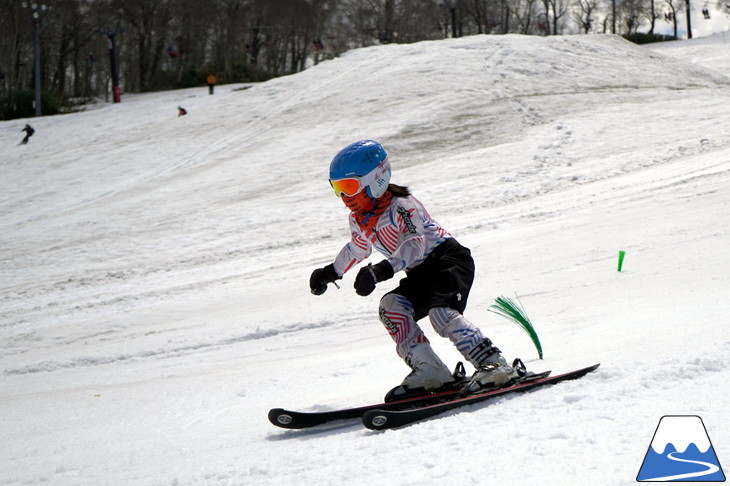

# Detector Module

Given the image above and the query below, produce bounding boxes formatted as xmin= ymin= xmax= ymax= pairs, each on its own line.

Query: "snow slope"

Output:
xmin=1 ymin=34 xmax=729 ymax=485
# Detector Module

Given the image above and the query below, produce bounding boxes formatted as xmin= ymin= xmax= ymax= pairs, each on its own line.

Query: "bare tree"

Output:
xmin=547 ymin=0 xmax=570 ymax=33
xmin=575 ymin=0 xmax=598 ymax=32
xmin=620 ymin=0 xmax=645 ymax=33
xmin=463 ymin=0 xmax=492 ymax=33
xmin=645 ymin=0 xmax=660 ymax=32
xmin=665 ymin=0 xmax=680 ymax=36
xmin=114 ymin=0 xmax=175 ymax=92
xmin=396 ymin=0 xmax=442 ymax=41
xmin=1 ymin=0 xmax=33 ymax=99
xmin=513 ymin=0 xmax=540 ymax=33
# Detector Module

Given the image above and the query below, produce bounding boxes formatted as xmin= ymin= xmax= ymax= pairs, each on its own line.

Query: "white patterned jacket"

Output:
xmin=333 ymin=195 xmax=451 ymax=277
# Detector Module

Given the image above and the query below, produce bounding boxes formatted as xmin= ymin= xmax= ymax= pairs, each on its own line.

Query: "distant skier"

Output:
xmin=20 ymin=124 xmax=35 ymax=145
xmin=178 ymin=106 xmax=187 ymax=117
xmin=309 ymin=140 xmax=520 ymax=399
xmin=207 ymin=74 xmax=217 ymax=95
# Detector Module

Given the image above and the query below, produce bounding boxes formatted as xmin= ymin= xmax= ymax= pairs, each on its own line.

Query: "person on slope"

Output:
xmin=21 ymin=124 xmax=35 ymax=144
xmin=309 ymin=140 xmax=520 ymax=399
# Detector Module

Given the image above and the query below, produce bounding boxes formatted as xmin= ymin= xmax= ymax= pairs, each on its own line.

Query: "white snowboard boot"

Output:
xmin=384 ymin=342 xmax=456 ymax=401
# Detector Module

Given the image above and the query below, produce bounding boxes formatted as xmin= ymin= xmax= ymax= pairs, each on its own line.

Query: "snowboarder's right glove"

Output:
xmin=309 ymin=264 xmax=340 ymax=295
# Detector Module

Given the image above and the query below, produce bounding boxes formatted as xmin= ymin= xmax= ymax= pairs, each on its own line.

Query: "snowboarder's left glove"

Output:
xmin=310 ymin=264 xmax=340 ymax=295
xmin=354 ymin=260 xmax=394 ymax=296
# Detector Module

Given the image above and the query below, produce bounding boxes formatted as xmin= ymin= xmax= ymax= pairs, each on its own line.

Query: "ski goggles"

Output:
xmin=330 ymin=158 xmax=391 ymax=197
xmin=330 ymin=177 xmax=365 ymax=197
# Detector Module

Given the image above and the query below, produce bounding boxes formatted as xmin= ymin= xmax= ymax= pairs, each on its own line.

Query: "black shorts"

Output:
xmin=386 ymin=238 xmax=475 ymax=321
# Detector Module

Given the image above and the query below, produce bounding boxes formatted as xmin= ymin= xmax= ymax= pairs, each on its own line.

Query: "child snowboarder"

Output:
xmin=309 ymin=140 xmax=520 ymax=399
xmin=21 ymin=124 xmax=35 ymax=144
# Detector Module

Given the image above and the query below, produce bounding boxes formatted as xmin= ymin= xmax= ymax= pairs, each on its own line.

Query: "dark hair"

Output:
xmin=387 ymin=183 xmax=411 ymax=197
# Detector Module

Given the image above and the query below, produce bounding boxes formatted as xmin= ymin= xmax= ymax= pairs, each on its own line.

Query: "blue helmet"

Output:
xmin=329 ymin=140 xmax=391 ymax=198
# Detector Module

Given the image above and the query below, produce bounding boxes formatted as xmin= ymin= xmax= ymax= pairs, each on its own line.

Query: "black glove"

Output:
xmin=309 ymin=264 xmax=340 ymax=295
xmin=354 ymin=260 xmax=395 ymax=296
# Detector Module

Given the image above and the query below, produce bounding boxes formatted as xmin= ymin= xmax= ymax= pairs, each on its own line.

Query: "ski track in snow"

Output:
xmin=1 ymin=34 xmax=730 ymax=485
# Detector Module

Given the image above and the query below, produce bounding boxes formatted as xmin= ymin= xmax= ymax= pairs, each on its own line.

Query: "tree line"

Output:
xmin=0 ymin=0 xmax=724 ymax=119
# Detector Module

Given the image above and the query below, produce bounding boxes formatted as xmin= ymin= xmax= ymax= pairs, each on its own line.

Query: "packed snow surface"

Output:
xmin=1 ymin=34 xmax=729 ymax=485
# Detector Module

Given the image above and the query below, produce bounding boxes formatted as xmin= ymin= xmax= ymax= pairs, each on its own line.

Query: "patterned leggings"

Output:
xmin=379 ymin=292 xmax=486 ymax=360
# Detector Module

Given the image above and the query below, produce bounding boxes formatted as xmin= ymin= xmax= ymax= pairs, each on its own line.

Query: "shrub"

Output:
xmin=0 ymin=90 xmax=68 ymax=120
xmin=623 ymin=33 xmax=677 ymax=45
